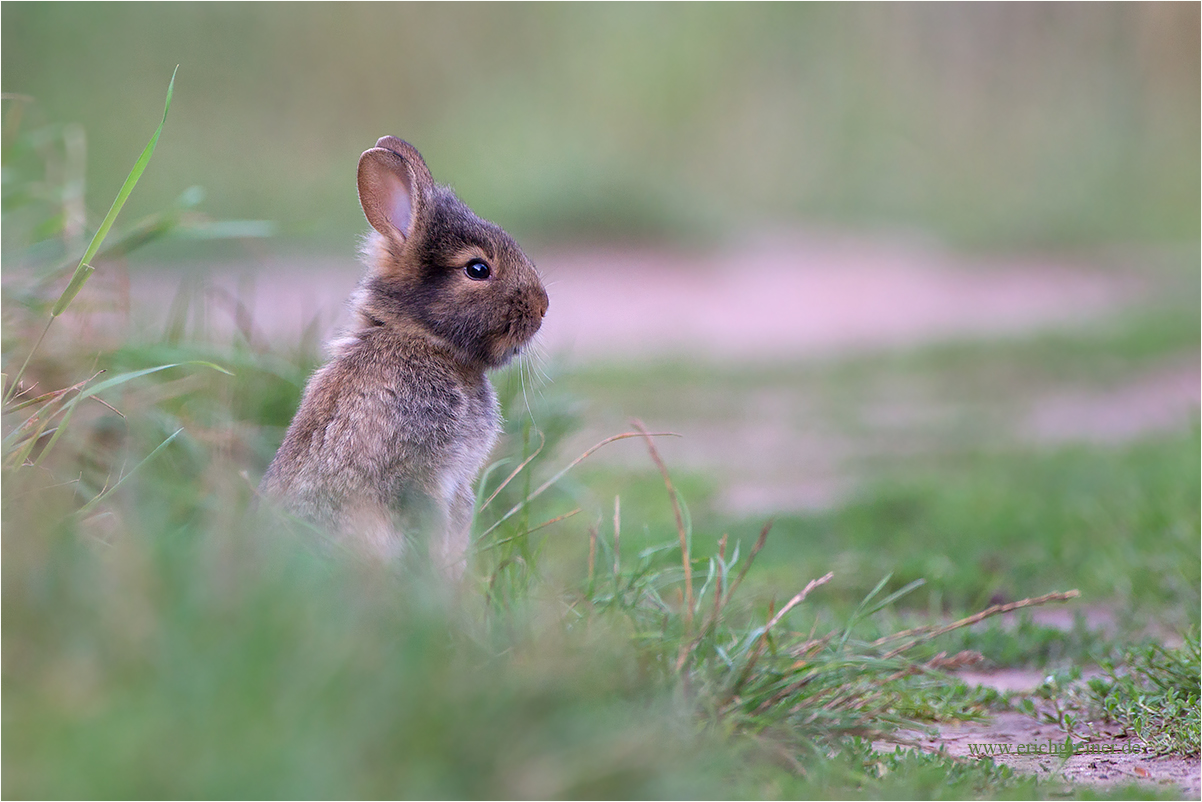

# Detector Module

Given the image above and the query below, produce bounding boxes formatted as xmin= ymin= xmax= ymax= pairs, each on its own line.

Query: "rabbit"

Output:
xmin=260 ymin=136 xmax=548 ymax=577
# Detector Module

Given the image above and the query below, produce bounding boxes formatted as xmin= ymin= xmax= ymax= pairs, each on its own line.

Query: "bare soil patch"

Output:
xmin=889 ymin=709 xmax=1200 ymax=798
xmin=536 ymin=232 xmax=1140 ymax=362
xmin=880 ymin=604 xmax=1199 ymax=798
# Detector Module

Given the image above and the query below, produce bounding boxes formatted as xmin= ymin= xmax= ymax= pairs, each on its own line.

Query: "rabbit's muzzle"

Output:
xmin=493 ymin=283 xmax=548 ymax=364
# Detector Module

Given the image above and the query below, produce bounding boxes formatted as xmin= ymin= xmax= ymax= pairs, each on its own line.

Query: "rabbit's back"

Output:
xmin=262 ymin=327 xmax=500 ymax=543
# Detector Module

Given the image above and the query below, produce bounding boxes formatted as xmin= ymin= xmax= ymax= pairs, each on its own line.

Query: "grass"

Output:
xmin=1089 ymin=633 xmax=1202 ymax=757
xmin=4 ymin=75 xmax=1199 ymax=800
xmin=0 ymin=489 xmax=1156 ymax=800
xmin=1024 ymin=633 xmax=1202 ymax=758
xmin=566 ymin=426 xmax=1199 ymax=620
xmin=763 ymin=429 xmax=1199 ymax=615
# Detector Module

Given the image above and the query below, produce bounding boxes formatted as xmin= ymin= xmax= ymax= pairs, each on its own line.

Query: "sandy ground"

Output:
xmin=569 ymin=348 xmax=1200 ymax=516
xmin=936 ymin=661 xmax=1200 ymax=796
xmin=868 ymin=601 xmax=1200 ymax=797
xmin=886 ymin=710 xmax=1201 ymax=798
xmin=534 ymin=232 xmax=1139 ymax=362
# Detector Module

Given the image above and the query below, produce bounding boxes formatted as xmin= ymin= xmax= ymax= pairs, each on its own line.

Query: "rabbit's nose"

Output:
xmin=535 ymin=286 xmax=549 ymax=318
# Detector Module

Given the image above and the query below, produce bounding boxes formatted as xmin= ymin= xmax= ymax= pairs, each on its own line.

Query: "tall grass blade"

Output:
xmin=76 ymin=361 xmax=231 ymax=402
xmin=50 ymin=265 xmax=94 ymax=318
xmin=863 ymin=578 xmax=926 ymax=619
xmin=632 ymin=418 xmax=694 ymax=630
xmin=76 ymin=427 xmax=184 ymax=516
xmin=4 ymin=319 xmax=53 ymax=405
xmin=53 ymin=66 xmax=178 ymax=317
xmin=838 ymin=573 xmax=893 ymax=651
xmin=4 ymin=68 xmax=179 ymax=406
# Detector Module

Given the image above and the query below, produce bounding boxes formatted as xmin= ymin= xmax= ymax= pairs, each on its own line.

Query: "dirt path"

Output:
xmin=118 ymin=230 xmax=1142 ymax=359
xmin=535 ymin=233 xmax=1140 ymax=362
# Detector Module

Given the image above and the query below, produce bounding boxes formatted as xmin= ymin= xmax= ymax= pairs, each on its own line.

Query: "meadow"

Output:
xmin=3 ymin=5 xmax=1199 ymax=799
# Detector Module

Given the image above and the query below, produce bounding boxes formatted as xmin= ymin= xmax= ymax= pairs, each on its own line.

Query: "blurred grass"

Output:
xmin=3 ymin=3 xmax=1198 ymax=249
xmin=1 ymin=499 xmax=715 ymax=798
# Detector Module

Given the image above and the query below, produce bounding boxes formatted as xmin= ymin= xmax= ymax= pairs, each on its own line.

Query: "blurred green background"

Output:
xmin=4 ymin=2 xmax=1198 ymax=250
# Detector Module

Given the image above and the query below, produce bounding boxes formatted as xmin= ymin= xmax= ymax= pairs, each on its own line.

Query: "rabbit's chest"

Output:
xmin=431 ymin=380 xmax=499 ymax=499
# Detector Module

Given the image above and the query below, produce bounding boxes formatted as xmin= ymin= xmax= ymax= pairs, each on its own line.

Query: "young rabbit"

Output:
xmin=260 ymin=136 xmax=548 ymax=576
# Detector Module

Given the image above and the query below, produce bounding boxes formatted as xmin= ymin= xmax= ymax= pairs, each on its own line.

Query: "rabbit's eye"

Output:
xmin=464 ymin=259 xmax=491 ymax=281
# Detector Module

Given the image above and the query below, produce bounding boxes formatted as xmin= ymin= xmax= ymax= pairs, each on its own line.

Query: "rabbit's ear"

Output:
xmin=357 ymin=139 xmax=433 ymax=243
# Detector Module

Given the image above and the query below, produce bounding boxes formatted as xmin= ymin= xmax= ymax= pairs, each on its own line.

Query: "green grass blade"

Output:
xmin=76 ymin=428 xmax=184 ymax=516
xmin=862 ymin=578 xmax=926 ymax=619
xmin=77 ymin=360 xmax=231 ymax=402
xmin=50 ymin=265 xmax=95 ymax=318
xmin=51 ymin=66 xmax=177 ymax=317
xmin=838 ymin=573 xmax=893 ymax=651
xmin=5 ymin=361 xmax=226 ymax=467
xmin=3 ymin=318 xmax=53 ymax=405
xmin=5 ymin=68 xmax=179 ymax=407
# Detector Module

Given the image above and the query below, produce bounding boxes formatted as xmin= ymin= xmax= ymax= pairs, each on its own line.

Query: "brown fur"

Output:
xmin=260 ymin=136 xmax=548 ymax=575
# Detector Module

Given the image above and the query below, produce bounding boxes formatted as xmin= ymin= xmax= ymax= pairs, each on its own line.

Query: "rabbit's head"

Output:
xmin=355 ymin=136 xmax=548 ymax=369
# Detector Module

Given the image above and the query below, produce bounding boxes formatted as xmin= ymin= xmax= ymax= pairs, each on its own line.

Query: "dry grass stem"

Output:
xmin=479 ymin=429 xmax=546 ymax=511
xmin=479 ymin=507 xmax=583 ymax=551
xmin=713 ymin=534 xmax=727 ymax=625
xmin=88 ymin=395 xmax=125 ymax=418
xmin=764 ymin=572 xmax=834 ymax=634
xmin=632 ymin=418 xmax=693 ymax=630
xmin=879 ymin=589 xmax=1082 ymax=658
xmin=751 ymin=634 xmax=834 ymax=715
xmin=879 ymin=650 xmax=984 ymax=684
xmin=477 ymin=429 xmax=677 ymax=540
xmin=721 ymin=518 xmax=773 ymax=611
xmin=726 ymin=574 xmax=833 ymax=703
